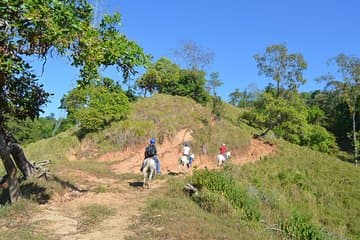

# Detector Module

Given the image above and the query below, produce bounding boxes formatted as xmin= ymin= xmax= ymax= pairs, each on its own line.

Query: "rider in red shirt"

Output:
xmin=219 ymin=143 xmax=227 ymax=157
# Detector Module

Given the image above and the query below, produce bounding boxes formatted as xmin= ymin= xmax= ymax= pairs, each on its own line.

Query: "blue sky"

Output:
xmin=35 ymin=0 xmax=360 ymax=118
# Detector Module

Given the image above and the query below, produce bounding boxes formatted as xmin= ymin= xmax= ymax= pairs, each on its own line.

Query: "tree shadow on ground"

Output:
xmin=0 ymin=182 xmax=50 ymax=205
xmin=20 ymin=182 xmax=50 ymax=204
xmin=51 ymin=174 xmax=88 ymax=193
xmin=0 ymin=174 xmax=89 ymax=206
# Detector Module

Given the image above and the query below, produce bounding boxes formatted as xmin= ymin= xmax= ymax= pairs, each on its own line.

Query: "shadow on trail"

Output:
xmin=128 ymin=181 xmax=143 ymax=188
xmin=51 ymin=175 xmax=88 ymax=193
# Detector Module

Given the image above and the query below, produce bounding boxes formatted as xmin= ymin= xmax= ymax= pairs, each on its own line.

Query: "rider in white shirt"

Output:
xmin=183 ymin=143 xmax=193 ymax=167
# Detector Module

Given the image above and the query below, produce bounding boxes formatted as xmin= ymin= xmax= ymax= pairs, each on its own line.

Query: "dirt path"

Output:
xmin=30 ymin=175 xmax=166 ymax=240
xmin=29 ymin=130 xmax=276 ymax=239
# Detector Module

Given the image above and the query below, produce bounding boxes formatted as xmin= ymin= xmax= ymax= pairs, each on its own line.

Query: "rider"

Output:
xmin=182 ymin=142 xmax=193 ymax=167
xmin=142 ymin=138 xmax=161 ymax=174
xmin=219 ymin=143 xmax=227 ymax=158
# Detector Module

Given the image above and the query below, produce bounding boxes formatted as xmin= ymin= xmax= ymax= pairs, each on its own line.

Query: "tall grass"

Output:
xmin=130 ymin=140 xmax=359 ymax=239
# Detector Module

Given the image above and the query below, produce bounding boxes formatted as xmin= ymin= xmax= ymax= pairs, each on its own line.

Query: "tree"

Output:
xmin=61 ymin=78 xmax=130 ymax=131
xmin=319 ymin=54 xmax=360 ymax=165
xmin=71 ymin=13 xmax=150 ymax=87
xmin=242 ymin=92 xmax=337 ymax=153
xmin=207 ymin=72 xmax=223 ymax=95
xmin=174 ymin=69 xmax=210 ymax=104
xmin=229 ymin=85 xmax=258 ymax=108
xmin=137 ymin=68 xmax=159 ymax=97
xmin=172 ymin=40 xmax=214 ymax=71
xmin=229 ymin=88 xmax=242 ymax=106
xmin=254 ymin=44 xmax=307 ymax=97
xmin=0 ymin=0 xmax=93 ymax=202
xmin=0 ymin=0 xmax=149 ymax=202
xmin=137 ymin=57 xmax=210 ymax=104
xmin=137 ymin=57 xmax=180 ymax=96
xmin=211 ymin=95 xmax=224 ymax=121
xmin=6 ymin=115 xmax=60 ymax=144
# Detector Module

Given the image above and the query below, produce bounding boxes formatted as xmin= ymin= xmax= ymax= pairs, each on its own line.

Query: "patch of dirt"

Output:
xmin=31 ymin=178 xmax=166 ymax=240
xmin=28 ymin=129 xmax=277 ymax=239
xmin=101 ymin=129 xmax=277 ymax=174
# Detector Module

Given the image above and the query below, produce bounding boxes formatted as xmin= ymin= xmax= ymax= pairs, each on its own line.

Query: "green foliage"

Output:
xmin=211 ymin=95 xmax=224 ymax=121
xmin=254 ymin=43 xmax=307 ymax=97
xmin=242 ymin=92 xmax=338 ymax=153
xmin=207 ymin=71 xmax=223 ymax=95
xmin=72 ymin=12 xmax=150 ymax=85
xmin=5 ymin=115 xmax=59 ymax=144
xmin=0 ymin=0 xmax=92 ymax=122
xmin=229 ymin=87 xmax=257 ymax=108
xmin=307 ymin=105 xmax=326 ymax=125
xmin=192 ymin=189 xmax=235 ymax=218
xmin=280 ymin=212 xmax=329 ymax=240
xmin=61 ymin=78 xmax=130 ymax=131
xmin=318 ymin=54 xmax=360 ymax=160
xmin=305 ymin=125 xmax=338 ymax=154
xmin=137 ymin=58 xmax=210 ymax=104
xmin=192 ymin=169 xmax=260 ymax=221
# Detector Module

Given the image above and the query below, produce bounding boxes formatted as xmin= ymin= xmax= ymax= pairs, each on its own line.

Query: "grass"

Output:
xmin=128 ymin=139 xmax=360 ymax=240
xmin=128 ymin=178 xmax=271 ymax=240
xmin=0 ymin=199 xmax=49 ymax=240
xmin=78 ymin=203 xmax=115 ymax=232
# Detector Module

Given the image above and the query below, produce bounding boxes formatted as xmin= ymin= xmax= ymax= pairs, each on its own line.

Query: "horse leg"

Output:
xmin=143 ymin=171 xmax=148 ymax=189
xmin=148 ymin=169 xmax=154 ymax=188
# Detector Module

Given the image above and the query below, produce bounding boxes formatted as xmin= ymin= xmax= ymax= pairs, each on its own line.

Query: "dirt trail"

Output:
xmin=104 ymin=129 xmax=276 ymax=174
xmin=30 ymin=175 xmax=166 ymax=240
xmin=29 ymin=129 xmax=276 ymax=239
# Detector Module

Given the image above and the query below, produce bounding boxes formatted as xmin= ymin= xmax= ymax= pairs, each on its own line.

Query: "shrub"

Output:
xmin=280 ymin=212 xmax=329 ymax=240
xmin=192 ymin=169 xmax=260 ymax=221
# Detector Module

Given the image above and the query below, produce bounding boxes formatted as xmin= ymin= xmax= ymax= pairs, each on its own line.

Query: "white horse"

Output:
xmin=142 ymin=157 xmax=156 ymax=188
xmin=179 ymin=154 xmax=195 ymax=173
xmin=217 ymin=151 xmax=231 ymax=166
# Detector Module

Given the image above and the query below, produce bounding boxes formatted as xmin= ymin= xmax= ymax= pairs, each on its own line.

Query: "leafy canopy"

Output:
xmin=254 ymin=43 xmax=307 ymax=97
xmin=0 ymin=0 xmax=149 ymax=128
xmin=61 ymin=78 xmax=130 ymax=131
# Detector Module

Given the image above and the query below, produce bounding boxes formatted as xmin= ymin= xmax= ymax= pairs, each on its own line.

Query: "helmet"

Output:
xmin=222 ymin=143 xmax=226 ymax=146
xmin=150 ymin=138 xmax=156 ymax=144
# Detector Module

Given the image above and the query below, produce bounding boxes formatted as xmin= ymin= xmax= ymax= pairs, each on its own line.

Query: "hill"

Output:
xmin=0 ymin=94 xmax=358 ymax=240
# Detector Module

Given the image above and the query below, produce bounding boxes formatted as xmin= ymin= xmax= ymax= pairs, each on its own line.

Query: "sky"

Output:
xmin=34 ymin=0 xmax=360 ymax=118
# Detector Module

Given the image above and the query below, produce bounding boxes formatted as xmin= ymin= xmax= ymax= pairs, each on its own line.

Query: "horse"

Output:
xmin=179 ymin=154 xmax=195 ymax=173
xmin=142 ymin=157 xmax=156 ymax=188
xmin=217 ymin=151 xmax=231 ymax=166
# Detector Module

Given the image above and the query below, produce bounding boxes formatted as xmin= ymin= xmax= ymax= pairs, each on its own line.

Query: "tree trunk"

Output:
xmin=352 ymin=96 xmax=358 ymax=167
xmin=0 ymin=131 xmax=21 ymax=203
xmin=8 ymin=143 xmax=35 ymax=178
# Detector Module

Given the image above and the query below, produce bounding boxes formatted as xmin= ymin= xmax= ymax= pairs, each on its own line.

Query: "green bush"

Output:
xmin=192 ymin=169 xmax=260 ymax=221
xmin=280 ymin=212 xmax=329 ymax=240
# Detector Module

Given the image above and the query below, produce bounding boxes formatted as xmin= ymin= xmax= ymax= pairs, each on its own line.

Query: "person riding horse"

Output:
xmin=220 ymin=143 xmax=227 ymax=158
xmin=182 ymin=142 xmax=193 ymax=167
xmin=141 ymin=138 xmax=161 ymax=174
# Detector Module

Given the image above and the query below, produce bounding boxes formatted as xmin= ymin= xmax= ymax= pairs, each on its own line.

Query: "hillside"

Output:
xmin=0 ymin=94 xmax=359 ymax=240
